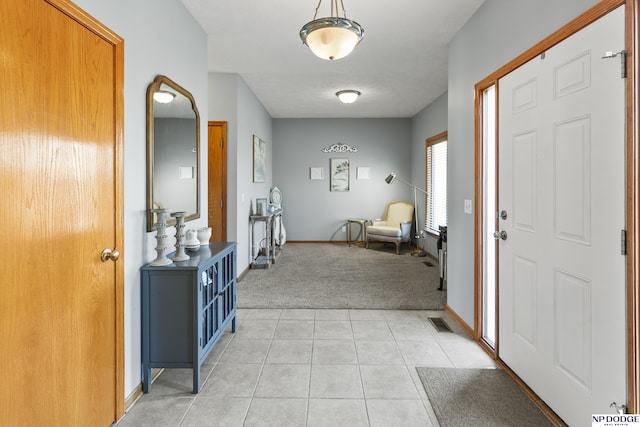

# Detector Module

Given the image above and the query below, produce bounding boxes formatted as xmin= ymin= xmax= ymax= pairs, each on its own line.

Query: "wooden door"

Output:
xmin=0 ymin=0 xmax=124 ymax=425
xmin=498 ymin=7 xmax=625 ymax=424
xmin=208 ymin=121 xmax=227 ymax=242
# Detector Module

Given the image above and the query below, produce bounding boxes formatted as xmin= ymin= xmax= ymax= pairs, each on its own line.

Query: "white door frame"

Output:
xmin=473 ymin=0 xmax=640 ymax=417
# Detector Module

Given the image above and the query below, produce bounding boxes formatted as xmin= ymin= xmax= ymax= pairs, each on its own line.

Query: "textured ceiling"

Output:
xmin=181 ymin=0 xmax=485 ymax=118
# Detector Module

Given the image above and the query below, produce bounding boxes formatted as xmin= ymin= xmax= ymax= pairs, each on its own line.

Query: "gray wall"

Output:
xmin=208 ymin=73 xmax=239 ymax=244
xmin=446 ymin=0 xmax=599 ymax=326
xmin=209 ymin=73 xmax=273 ymax=272
xmin=272 ymin=118 xmax=413 ymax=241
xmin=411 ymin=92 xmax=448 ymax=257
xmin=73 ymin=0 xmax=208 ymax=399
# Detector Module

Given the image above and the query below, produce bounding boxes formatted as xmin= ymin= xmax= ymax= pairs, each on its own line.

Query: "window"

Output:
xmin=482 ymin=85 xmax=496 ymax=347
xmin=425 ymin=132 xmax=447 ymax=235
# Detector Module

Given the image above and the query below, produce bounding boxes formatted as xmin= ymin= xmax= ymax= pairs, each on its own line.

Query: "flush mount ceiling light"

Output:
xmin=300 ymin=0 xmax=364 ymax=61
xmin=336 ymin=90 xmax=361 ymax=104
xmin=153 ymin=90 xmax=176 ymax=104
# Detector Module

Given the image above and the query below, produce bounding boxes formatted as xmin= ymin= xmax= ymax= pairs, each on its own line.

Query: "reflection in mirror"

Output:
xmin=147 ymin=75 xmax=200 ymax=231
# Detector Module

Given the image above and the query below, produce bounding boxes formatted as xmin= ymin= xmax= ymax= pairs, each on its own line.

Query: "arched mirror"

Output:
xmin=146 ymin=75 xmax=200 ymax=231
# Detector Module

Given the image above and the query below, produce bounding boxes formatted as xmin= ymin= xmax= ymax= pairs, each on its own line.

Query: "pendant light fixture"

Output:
xmin=300 ymin=0 xmax=364 ymax=61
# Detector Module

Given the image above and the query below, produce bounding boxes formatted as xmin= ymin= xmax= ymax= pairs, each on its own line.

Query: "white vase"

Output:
xmin=197 ymin=227 xmax=212 ymax=245
xmin=185 ymin=229 xmax=200 ymax=252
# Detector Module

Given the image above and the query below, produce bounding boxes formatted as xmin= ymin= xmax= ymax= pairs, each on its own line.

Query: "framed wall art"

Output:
xmin=356 ymin=167 xmax=370 ymax=180
xmin=253 ymin=135 xmax=266 ymax=183
xmin=310 ymin=167 xmax=324 ymax=180
xmin=255 ymin=198 xmax=268 ymax=216
xmin=330 ymin=158 xmax=350 ymax=192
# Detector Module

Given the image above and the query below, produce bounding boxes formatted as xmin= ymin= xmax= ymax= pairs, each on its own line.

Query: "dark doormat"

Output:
xmin=416 ymin=367 xmax=555 ymax=427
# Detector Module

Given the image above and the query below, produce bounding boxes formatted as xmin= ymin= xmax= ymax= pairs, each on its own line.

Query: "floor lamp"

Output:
xmin=385 ymin=173 xmax=427 ymax=257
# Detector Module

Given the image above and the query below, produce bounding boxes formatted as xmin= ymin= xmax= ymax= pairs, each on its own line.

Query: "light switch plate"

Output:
xmin=464 ymin=199 xmax=473 ymax=214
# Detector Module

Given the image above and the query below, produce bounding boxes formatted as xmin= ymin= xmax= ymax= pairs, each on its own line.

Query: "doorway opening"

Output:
xmin=208 ymin=121 xmax=227 ymax=242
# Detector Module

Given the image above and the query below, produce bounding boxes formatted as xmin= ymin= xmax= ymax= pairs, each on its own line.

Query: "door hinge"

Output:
xmin=602 ymin=50 xmax=627 ymax=78
xmin=621 ymin=229 xmax=627 ymax=256
xmin=220 ymin=200 xmax=223 ymax=209
xmin=220 ymin=138 xmax=223 ymax=148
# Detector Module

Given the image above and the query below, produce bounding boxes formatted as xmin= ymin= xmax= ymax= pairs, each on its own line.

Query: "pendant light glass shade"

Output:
xmin=336 ymin=90 xmax=361 ymax=104
xmin=300 ymin=17 xmax=364 ymax=60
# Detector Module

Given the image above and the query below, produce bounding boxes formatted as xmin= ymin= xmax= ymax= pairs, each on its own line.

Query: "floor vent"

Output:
xmin=428 ymin=317 xmax=453 ymax=333
xmin=423 ymin=261 xmax=435 ymax=267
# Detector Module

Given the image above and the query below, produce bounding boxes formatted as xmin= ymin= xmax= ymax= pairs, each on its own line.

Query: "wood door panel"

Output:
xmin=553 ymin=117 xmax=591 ymax=244
xmin=208 ymin=122 xmax=227 ymax=242
xmin=512 ymin=131 xmax=537 ymax=232
xmin=554 ymin=269 xmax=592 ymax=391
xmin=0 ymin=0 xmax=123 ymax=425
xmin=512 ymin=255 xmax=537 ymax=348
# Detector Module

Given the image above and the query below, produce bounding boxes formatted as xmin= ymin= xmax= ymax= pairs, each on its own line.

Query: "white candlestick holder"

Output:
xmin=150 ymin=208 xmax=173 ymax=266
xmin=171 ymin=211 xmax=190 ymax=261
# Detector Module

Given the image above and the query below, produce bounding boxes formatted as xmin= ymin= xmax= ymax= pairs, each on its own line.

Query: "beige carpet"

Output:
xmin=238 ymin=242 xmax=446 ymax=310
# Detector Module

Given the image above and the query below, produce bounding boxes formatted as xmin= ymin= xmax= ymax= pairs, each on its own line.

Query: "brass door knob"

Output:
xmin=101 ymin=248 xmax=120 ymax=262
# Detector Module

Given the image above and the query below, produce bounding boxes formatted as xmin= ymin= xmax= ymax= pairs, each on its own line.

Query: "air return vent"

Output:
xmin=428 ymin=317 xmax=453 ymax=333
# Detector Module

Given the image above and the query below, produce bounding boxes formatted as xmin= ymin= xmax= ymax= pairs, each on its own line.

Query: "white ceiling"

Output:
xmin=181 ymin=0 xmax=486 ymax=118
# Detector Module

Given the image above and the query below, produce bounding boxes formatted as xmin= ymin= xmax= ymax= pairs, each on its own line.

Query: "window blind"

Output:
xmin=425 ymin=139 xmax=447 ymax=235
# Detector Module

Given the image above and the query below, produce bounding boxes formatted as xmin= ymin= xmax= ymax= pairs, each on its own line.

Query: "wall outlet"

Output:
xmin=341 ymin=225 xmax=346 ymax=232
xmin=464 ymin=199 xmax=473 ymax=214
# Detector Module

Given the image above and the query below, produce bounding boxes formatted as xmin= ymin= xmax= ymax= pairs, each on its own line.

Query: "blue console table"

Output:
xmin=141 ymin=242 xmax=237 ymax=394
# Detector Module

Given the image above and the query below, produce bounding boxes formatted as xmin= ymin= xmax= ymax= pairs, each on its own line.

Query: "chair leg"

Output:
xmin=365 ymin=240 xmax=369 ymax=249
xmin=395 ymin=242 xmax=400 ymax=255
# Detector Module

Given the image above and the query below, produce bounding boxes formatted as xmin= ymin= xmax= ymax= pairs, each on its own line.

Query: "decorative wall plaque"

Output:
xmin=322 ymin=142 xmax=358 ymax=153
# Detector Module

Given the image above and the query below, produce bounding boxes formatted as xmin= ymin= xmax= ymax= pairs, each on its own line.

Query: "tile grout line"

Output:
xmin=177 ymin=316 xmax=240 ymax=427
xmin=305 ymin=311 xmax=317 ymax=427
xmin=354 ymin=315 xmax=372 ymax=427
xmin=227 ymin=316 xmax=255 ymax=427
xmin=242 ymin=312 xmax=279 ymax=426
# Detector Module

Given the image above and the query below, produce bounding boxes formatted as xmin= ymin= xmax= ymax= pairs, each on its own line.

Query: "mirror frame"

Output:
xmin=146 ymin=75 xmax=201 ymax=232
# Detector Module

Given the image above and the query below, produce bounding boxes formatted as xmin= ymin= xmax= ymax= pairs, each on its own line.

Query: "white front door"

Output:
xmin=498 ymin=6 xmax=626 ymax=426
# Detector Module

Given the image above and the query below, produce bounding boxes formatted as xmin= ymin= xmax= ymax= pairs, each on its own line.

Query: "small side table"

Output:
xmin=347 ymin=219 xmax=369 ymax=247
xmin=249 ymin=208 xmax=283 ymax=268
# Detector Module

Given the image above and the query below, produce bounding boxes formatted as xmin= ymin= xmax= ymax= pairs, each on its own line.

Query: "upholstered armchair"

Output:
xmin=365 ymin=201 xmax=415 ymax=254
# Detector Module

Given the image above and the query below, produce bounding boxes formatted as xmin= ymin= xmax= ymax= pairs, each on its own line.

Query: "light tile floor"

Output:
xmin=116 ymin=309 xmax=497 ymax=427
